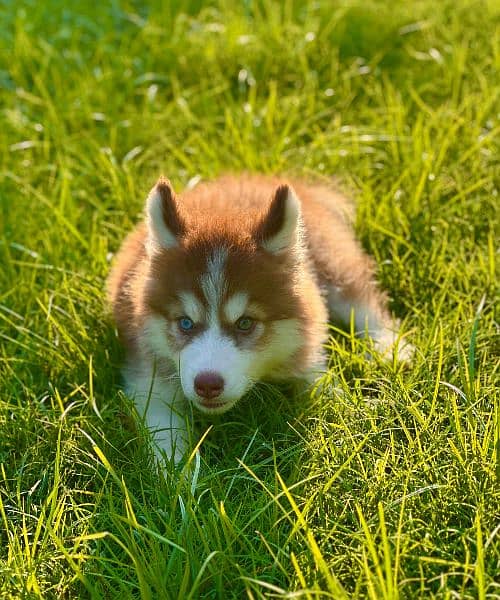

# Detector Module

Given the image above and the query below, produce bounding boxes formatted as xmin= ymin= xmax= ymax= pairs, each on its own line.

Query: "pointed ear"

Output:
xmin=146 ymin=177 xmax=186 ymax=252
xmin=255 ymin=184 xmax=302 ymax=254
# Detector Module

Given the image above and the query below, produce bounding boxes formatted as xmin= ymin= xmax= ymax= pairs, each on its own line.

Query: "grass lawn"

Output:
xmin=0 ymin=0 xmax=499 ymax=597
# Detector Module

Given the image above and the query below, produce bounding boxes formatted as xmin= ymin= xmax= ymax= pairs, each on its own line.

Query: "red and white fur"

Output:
xmin=107 ymin=174 xmax=411 ymax=464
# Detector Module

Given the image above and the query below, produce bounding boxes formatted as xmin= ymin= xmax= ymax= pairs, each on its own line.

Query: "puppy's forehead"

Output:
xmin=200 ymin=247 xmax=228 ymax=308
xmin=172 ymin=246 xmax=232 ymax=322
xmin=157 ymin=241 xmax=296 ymax=320
xmin=193 ymin=247 xmax=255 ymax=322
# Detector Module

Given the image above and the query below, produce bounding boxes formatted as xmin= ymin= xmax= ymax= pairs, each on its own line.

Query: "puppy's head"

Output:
xmin=141 ymin=177 xmax=309 ymax=414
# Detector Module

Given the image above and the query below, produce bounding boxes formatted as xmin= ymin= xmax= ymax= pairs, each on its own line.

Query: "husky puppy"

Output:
xmin=107 ymin=174 xmax=410 ymax=463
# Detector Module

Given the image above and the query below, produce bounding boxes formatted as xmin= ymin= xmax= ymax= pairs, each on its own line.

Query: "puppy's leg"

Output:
xmin=327 ymin=282 xmax=413 ymax=362
xmin=318 ymin=224 xmax=413 ymax=363
xmin=303 ymin=185 xmax=412 ymax=362
xmin=123 ymin=361 xmax=189 ymax=464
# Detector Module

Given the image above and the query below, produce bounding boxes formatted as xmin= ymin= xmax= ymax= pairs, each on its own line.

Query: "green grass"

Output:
xmin=0 ymin=0 xmax=499 ymax=597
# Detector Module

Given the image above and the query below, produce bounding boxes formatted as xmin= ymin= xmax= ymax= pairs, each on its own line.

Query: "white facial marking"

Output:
xmin=200 ymin=247 xmax=228 ymax=324
xmin=179 ymin=327 xmax=253 ymax=413
xmin=224 ymin=292 xmax=249 ymax=323
xmin=146 ymin=187 xmax=178 ymax=252
xmin=263 ymin=187 xmax=302 ymax=254
xmin=141 ymin=315 xmax=176 ymax=361
xmin=142 ymin=311 xmax=306 ymax=414
xmin=256 ymin=319 xmax=303 ymax=378
xmin=179 ymin=291 xmax=204 ymax=322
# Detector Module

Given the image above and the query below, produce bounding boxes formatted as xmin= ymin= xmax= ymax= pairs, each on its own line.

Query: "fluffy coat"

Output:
xmin=107 ymin=174 xmax=410 ymax=463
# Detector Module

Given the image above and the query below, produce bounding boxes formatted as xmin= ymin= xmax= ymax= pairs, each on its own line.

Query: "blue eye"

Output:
xmin=178 ymin=317 xmax=194 ymax=332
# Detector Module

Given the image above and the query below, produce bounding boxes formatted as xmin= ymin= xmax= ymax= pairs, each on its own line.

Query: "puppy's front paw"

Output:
xmin=153 ymin=432 xmax=189 ymax=467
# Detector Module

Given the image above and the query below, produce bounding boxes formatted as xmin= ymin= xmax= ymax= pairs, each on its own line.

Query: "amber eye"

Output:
xmin=236 ymin=316 xmax=255 ymax=332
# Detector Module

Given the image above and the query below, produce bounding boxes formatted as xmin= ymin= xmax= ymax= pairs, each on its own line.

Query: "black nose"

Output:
xmin=194 ymin=372 xmax=224 ymax=399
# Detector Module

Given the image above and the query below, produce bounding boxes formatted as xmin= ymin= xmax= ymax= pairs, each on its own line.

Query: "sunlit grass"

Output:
xmin=0 ymin=0 xmax=498 ymax=597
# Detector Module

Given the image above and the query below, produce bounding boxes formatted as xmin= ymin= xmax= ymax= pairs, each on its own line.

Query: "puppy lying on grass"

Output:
xmin=107 ymin=174 xmax=411 ymax=464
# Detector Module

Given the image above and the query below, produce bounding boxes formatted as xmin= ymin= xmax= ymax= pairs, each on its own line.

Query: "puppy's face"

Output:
xmin=141 ymin=179 xmax=306 ymax=414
